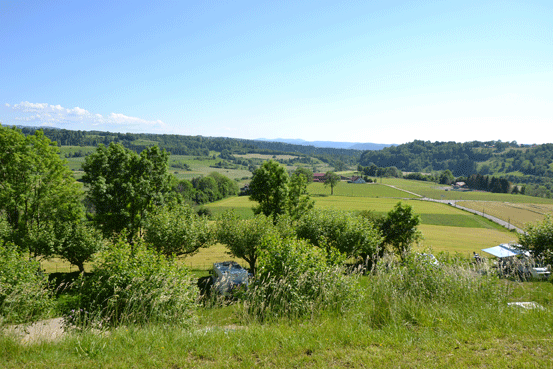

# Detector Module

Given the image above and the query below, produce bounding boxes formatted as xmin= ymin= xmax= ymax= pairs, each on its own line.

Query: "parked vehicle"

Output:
xmin=210 ymin=261 xmax=249 ymax=294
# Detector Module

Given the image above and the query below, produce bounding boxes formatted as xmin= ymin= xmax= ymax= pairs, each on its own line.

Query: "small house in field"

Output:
xmin=313 ymin=173 xmax=326 ymax=182
xmin=348 ymin=176 xmax=366 ymax=184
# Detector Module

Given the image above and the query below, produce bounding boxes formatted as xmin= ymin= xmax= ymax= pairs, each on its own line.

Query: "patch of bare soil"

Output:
xmin=3 ymin=317 xmax=65 ymax=344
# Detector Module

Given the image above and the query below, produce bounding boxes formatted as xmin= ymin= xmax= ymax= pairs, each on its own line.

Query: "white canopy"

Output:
xmin=481 ymin=243 xmax=528 ymax=258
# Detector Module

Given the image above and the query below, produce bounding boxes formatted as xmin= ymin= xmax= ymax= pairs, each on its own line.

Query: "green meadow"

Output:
xmin=203 ymin=181 xmax=514 ymax=257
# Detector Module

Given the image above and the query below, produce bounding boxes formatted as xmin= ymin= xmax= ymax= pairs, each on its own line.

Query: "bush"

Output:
xmin=243 ymin=235 xmax=359 ymax=321
xmin=0 ymin=245 xmax=52 ymax=325
xmin=144 ymin=204 xmax=214 ymax=258
xmin=71 ymin=240 xmax=197 ymax=327
xmin=295 ymin=209 xmax=382 ymax=263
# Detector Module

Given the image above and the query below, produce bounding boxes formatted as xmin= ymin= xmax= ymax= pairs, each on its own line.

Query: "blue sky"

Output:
xmin=1 ymin=0 xmax=552 ymax=144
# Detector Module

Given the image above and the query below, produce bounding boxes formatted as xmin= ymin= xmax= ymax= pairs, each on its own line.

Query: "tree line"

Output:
xmin=359 ymin=139 xmax=553 ymax=179
xmin=17 ymin=126 xmax=361 ymax=167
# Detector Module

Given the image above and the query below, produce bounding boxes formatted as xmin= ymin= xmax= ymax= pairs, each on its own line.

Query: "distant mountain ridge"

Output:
xmin=257 ymin=138 xmax=394 ymax=151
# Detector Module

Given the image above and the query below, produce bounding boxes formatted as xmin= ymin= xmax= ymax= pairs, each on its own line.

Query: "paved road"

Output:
xmin=384 ymin=185 xmax=525 ymax=234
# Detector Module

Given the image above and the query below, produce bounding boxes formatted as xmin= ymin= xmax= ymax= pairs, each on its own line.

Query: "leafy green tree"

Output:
xmin=249 ymin=160 xmax=289 ymax=221
xmin=295 ymin=209 xmax=382 ymax=263
xmin=173 ymin=179 xmax=195 ymax=202
xmin=324 ymin=171 xmax=340 ymax=195
xmin=55 ymin=221 xmax=104 ymax=273
xmin=293 ymin=167 xmax=314 ymax=183
xmin=207 ymin=172 xmax=239 ymax=198
xmin=0 ymin=125 xmax=83 ymax=257
xmin=194 ymin=176 xmax=219 ymax=203
xmin=82 ymin=142 xmax=171 ymax=243
xmin=379 ymin=202 xmax=421 ymax=258
xmin=287 ymin=172 xmax=314 ymax=220
xmin=144 ymin=204 xmax=214 ymax=258
xmin=439 ymin=169 xmax=455 ymax=185
xmin=215 ymin=210 xmax=276 ymax=274
xmin=518 ymin=215 xmax=553 ymax=264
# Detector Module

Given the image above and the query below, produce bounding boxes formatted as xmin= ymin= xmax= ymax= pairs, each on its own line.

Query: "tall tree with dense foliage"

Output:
xmin=0 ymin=125 xmax=82 ymax=257
xmin=518 ymin=215 xmax=553 ymax=264
xmin=379 ymin=202 xmax=421 ymax=258
xmin=55 ymin=221 xmax=104 ymax=273
xmin=249 ymin=160 xmax=289 ymax=221
xmin=293 ymin=167 xmax=314 ymax=183
xmin=439 ymin=169 xmax=455 ymax=185
xmin=324 ymin=171 xmax=340 ymax=195
xmin=286 ymin=172 xmax=314 ymax=220
xmin=216 ymin=210 xmax=276 ymax=274
xmin=144 ymin=204 xmax=214 ymax=258
xmin=82 ymin=142 xmax=171 ymax=243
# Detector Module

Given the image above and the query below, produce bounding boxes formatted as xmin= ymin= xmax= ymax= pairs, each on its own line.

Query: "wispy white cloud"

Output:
xmin=2 ymin=101 xmax=169 ymax=133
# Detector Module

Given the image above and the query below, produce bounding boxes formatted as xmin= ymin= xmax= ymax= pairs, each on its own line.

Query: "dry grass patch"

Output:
xmin=458 ymin=201 xmax=553 ymax=229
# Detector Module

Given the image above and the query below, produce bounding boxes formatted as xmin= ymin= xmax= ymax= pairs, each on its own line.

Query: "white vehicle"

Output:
xmin=211 ymin=261 xmax=249 ymax=294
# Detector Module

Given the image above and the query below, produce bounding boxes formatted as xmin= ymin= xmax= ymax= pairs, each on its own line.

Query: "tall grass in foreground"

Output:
xmin=2 ymin=251 xmax=552 ymax=368
xmin=362 ymin=253 xmax=509 ymax=329
xmin=68 ymin=240 xmax=198 ymax=328
xmin=240 ymin=236 xmax=360 ymax=322
xmin=0 ymin=245 xmax=53 ymax=325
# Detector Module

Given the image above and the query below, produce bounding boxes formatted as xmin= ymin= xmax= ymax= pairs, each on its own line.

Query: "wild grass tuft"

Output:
xmin=0 ymin=245 xmax=53 ymax=326
xmin=67 ymin=240 xmax=198 ymax=328
xmin=361 ymin=252 xmax=510 ymax=329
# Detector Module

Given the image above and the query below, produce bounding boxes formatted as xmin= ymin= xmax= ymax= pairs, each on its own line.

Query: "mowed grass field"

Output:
xmin=308 ymin=182 xmax=417 ymax=198
xmin=385 ymin=178 xmax=553 ymax=204
xmin=167 ymin=154 xmax=252 ymax=181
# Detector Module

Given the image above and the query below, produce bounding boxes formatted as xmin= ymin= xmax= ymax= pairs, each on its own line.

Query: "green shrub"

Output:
xmin=244 ymin=235 xmax=359 ymax=321
xmin=0 ymin=245 xmax=52 ymax=325
xmin=295 ymin=209 xmax=382 ymax=263
xmin=72 ymin=240 xmax=197 ymax=327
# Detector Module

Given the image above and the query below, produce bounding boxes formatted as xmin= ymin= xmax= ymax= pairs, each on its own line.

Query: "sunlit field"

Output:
xmin=385 ymin=178 xmax=553 ymax=204
xmin=202 ymin=190 xmax=514 ymax=257
xmin=308 ymin=182 xmax=416 ymax=198
xmin=458 ymin=201 xmax=553 ymax=229
xmin=416 ymin=224 xmax=517 ymax=255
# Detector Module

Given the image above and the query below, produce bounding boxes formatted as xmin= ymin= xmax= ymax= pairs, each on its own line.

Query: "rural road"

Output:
xmin=384 ymin=185 xmax=525 ymax=234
